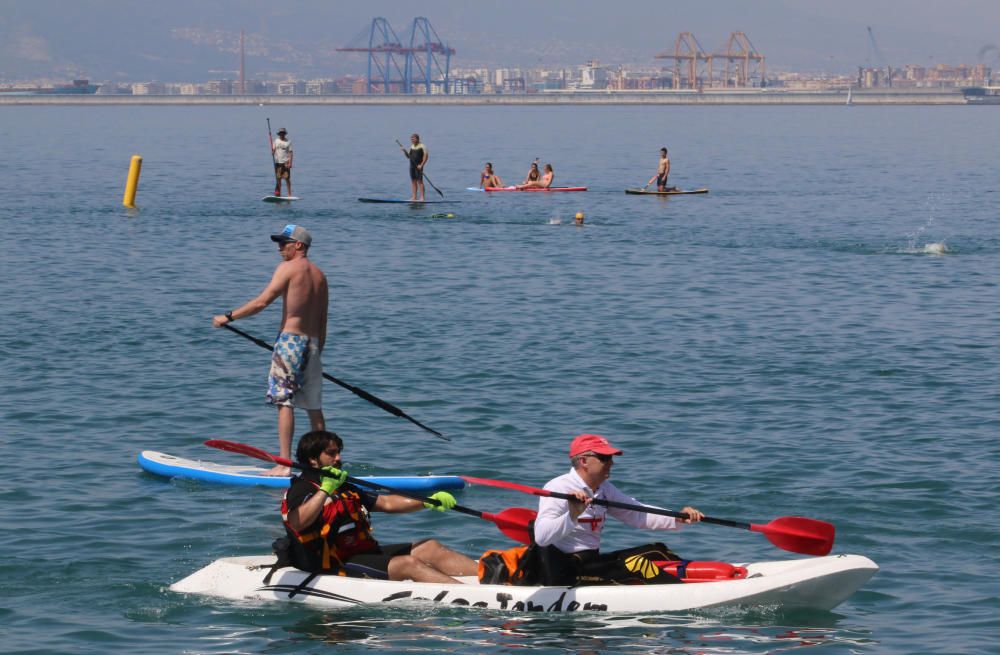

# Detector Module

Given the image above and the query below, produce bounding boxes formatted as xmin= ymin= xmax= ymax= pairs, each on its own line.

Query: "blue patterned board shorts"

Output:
xmin=267 ymin=332 xmax=322 ymax=409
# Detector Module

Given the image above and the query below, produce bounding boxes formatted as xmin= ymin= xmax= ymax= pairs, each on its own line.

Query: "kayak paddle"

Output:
xmin=396 ymin=139 xmax=444 ymax=198
xmin=204 ymin=439 xmax=533 ymax=544
xmin=220 ymin=323 xmax=446 ymax=441
xmin=461 ymin=476 xmax=835 ymax=556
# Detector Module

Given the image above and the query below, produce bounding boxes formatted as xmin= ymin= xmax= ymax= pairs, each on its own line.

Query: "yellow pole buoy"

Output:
xmin=123 ymin=155 xmax=143 ymax=208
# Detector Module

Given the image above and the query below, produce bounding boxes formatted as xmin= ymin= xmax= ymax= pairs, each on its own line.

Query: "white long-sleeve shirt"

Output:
xmin=533 ymin=468 xmax=682 ymax=553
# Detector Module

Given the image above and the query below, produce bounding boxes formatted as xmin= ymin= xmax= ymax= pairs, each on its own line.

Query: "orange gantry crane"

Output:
xmin=655 ymin=32 xmax=766 ymax=89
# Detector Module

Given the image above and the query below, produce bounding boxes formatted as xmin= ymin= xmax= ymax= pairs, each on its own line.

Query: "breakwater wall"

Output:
xmin=0 ymin=90 xmax=968 ymax=106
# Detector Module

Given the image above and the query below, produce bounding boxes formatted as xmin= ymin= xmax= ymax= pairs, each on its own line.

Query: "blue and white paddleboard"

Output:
xmin=137 ymin=451 xmax=464 ymax=491
xmin=358 ymin=198 xmax=455 ymax=204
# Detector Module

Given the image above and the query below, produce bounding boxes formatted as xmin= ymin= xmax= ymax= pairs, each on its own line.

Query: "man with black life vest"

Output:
xmin=532 ymin=434 xmax=704 ymax=586
xmin=281 ymin=430 xmax=478 ymax=582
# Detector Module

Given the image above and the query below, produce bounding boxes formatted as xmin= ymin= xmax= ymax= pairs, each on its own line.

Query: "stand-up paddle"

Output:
xmin=396 ymin=139 xmax=444 ymax=198
xmin=266 ymin=119 xmax=280 ymax=196
xmin=460 ymin=476 xmax=835 ymax=556
xmin=205 ymin=439 xmax=533 ymax=543
xmin=220 ymin=323 xmax=446 ymax=440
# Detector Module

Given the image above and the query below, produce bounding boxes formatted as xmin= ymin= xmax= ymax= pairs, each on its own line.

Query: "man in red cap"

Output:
xmin=532 ymin=434 xmax=703 ymax=585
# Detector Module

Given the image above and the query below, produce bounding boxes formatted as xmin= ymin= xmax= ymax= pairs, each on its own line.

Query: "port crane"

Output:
xmin=864 ymin=26 xmax=893 ymax=87
xmin=338 ymin=17 xmax=454 ymax=94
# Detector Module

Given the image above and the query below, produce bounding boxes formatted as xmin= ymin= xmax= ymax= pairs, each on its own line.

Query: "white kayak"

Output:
xmin=171 ymin=553 xmax=877 ymax=613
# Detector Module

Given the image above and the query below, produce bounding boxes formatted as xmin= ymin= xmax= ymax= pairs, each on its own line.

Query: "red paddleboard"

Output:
xmin=484 ymin=186 xmax=587 ymax=192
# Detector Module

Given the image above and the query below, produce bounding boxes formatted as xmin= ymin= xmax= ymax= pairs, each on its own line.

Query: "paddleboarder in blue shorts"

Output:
xmin=213 ymin=224 xmax=328 ymax=474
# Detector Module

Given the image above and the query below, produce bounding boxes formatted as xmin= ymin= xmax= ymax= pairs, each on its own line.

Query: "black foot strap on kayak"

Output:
xmin=262 ymin=537 xmax=294 ymax=585
xmin=287 ymin=573 xmax=319 ymax=599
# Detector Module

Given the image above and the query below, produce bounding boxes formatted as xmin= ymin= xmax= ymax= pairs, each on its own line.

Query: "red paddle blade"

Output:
xmin=462 ymin=476 xmax=551 ymax=497
xmin=752 ymin=516 xmax=836 ymax=556
xmin=204 ymin=439 xmax=292 ymax=467
xmin=482 ymin=507 xmax=537 ymax=545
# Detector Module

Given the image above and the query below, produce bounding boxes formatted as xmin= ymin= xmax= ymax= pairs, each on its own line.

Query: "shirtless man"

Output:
xmin=647 ymin=147 xmax=672 ymax=192
xmin=213 ymin=224 xmax=329 ymax=474
xmin=517 ymin=163 xmax=554 ymax=190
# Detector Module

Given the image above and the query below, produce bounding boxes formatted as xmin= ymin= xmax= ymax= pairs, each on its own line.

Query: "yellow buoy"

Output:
xmin=123 ymin=155 xmax=143 ymax=208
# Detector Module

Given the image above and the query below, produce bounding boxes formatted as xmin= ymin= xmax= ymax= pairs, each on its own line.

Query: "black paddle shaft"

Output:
xmin=544 ymin=489 xmax=749 ymax=529
xmin=220 ymin=323 xmax=447 ymax=440
xmin=295 ymin=460 xmax=483 ymax=519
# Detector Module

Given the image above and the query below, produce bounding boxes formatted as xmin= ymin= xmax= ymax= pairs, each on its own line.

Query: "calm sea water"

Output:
xmin=2 ymin=104 xmax=999 ymax=654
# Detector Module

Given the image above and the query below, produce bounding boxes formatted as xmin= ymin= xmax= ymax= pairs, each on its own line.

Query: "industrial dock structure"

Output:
xmin=1 ymin=18 xmax=994 ymax=106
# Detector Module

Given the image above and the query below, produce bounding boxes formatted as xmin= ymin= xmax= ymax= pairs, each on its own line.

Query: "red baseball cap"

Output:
xmin=569 ymin=434 xmax=623 ymax=458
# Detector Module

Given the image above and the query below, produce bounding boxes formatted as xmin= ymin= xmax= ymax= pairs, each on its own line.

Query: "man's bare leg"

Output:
xmin=268 ymin=405 xmax=294 ymax=475
xmin=307 ymin=409 xmax=325 ymax=432
xmin=387 ymin=553 xmax=465 ymax=583
xmin=410 ymin=539 xmax=478 ymax=577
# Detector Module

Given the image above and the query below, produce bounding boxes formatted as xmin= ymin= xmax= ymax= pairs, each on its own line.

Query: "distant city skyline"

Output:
xmin=2 ymin=0 xmax=999 ymax=82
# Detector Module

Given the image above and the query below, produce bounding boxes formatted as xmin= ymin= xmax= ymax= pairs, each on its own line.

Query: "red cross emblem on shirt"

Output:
xmin=578 ymin=517 xmax=604 ymax=531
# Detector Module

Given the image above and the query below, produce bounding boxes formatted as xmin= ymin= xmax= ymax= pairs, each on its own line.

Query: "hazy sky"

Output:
xmin=2 ymin=0 xmax=998 ymax=81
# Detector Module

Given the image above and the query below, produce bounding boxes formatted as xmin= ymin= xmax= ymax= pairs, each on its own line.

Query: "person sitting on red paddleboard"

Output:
xmin=531 ymin=433 xmax=703 ymax=585
xmin=517 ymin=163 xmax=554 ymax=190
xmin=480 ymin=162 xmax=503 ymax=189
xmin=522 ymin=161 xmax=541 ymax=185
xmin=282 ymin=430 xmax=478 ymax=583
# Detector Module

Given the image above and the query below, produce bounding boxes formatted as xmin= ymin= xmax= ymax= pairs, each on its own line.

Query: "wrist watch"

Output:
xmin=225 ymin=311 xmax=234 ymax=323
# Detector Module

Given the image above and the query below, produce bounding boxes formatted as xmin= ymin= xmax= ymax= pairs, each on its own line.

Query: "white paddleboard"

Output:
xmin=263 ymin=195 xmax=300 ymax=203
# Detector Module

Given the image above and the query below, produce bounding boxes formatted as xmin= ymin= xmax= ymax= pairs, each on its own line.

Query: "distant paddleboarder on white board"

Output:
xmin=272 ymin=128 xmax=293 ymax=197
xmin=212 ymin=224 xmax=328 ymax=475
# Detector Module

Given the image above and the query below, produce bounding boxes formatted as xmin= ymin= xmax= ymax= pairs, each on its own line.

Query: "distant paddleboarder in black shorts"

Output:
xmin=647 ymin=147 xmax=673 ymax=192
xmin=401 ymin=133 xmax=428 ymax=201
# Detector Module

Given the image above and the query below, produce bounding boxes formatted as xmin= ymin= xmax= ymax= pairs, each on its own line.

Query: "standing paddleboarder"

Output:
xmin=646 ymin=147 xmax=672 ymax=192
xmin=212 ymin=224 xmax=328 ymax=475
xmin=401 ymin=133 xmax=428 ymax=201
xmin=272 ymin=128 xmax=294 ymax=197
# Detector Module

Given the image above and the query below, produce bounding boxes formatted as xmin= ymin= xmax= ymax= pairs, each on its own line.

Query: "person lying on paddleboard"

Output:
xmin=517 ymin=163 xmax=554 ymax=190
xmin=272 ymin=128 xmax=293 ymax=197
xmin=480 ymin=162 xmax=503 ymax=189
xmin=401 ymin=133 xmax=429 ymax=201
xmin=522 ymin=160 xmax=541 ymax=185
xmin=646 ymin=147 xmax=676 ymax=192
xmin=281 ymin=430 xmax=478 ymax=583
xmin=530 ymin=433 xmax=703 ymax=586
